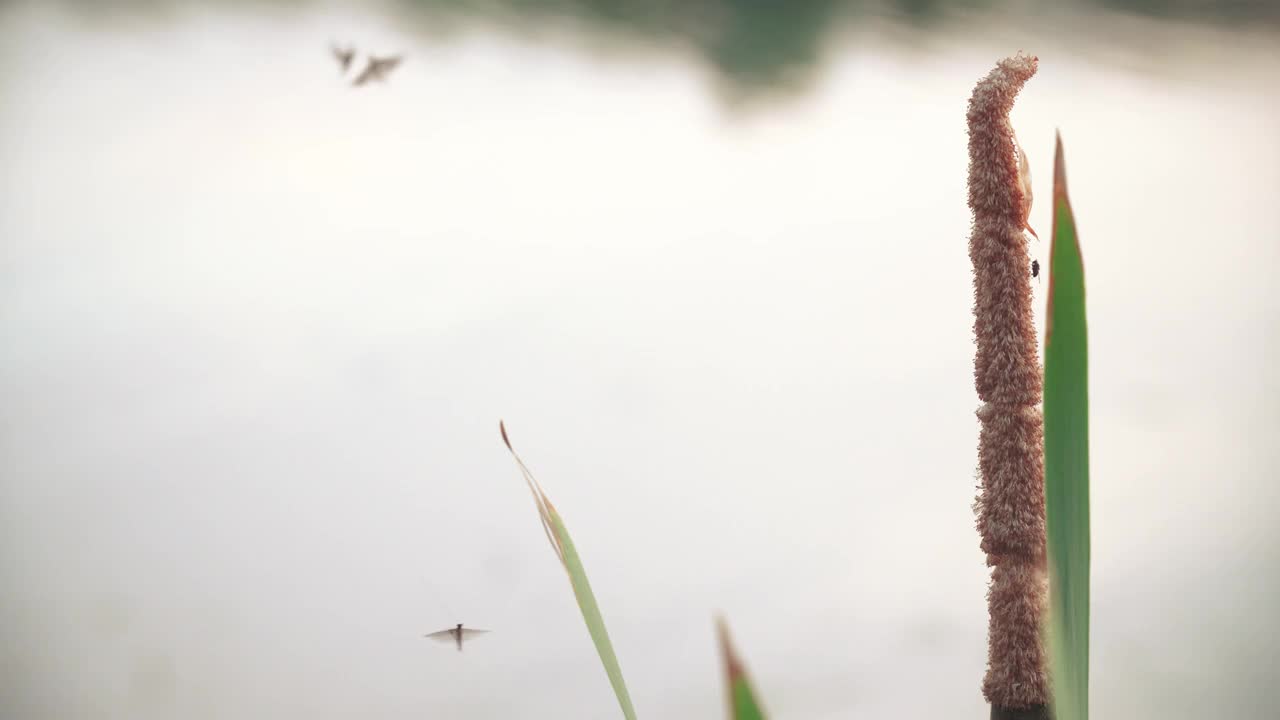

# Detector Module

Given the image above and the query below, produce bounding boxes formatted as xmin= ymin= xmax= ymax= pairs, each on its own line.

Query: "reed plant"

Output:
xmin=497 ymin=53 xmax=1091 ymax=720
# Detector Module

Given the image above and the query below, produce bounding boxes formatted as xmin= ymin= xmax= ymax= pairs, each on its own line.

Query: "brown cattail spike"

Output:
xmin=966 ymin=52 xmax=1050 ymax=714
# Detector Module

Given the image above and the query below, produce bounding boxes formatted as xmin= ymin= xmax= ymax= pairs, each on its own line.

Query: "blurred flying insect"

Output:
xmin=1014 ymin=130 xmax=1039 ymax=241
xmin=331 ymin=43 xmax=355 ymax=74
xmin=424 ymin=623 xmax=491 ymax=652
xmin=352 ymin=54 xmax=403 ymax=87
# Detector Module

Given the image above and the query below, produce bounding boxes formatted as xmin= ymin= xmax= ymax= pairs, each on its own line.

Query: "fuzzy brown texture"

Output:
xmin=976 ymin=404 xmax=1046 ymax=558
xmin=968 ymin=53 xmax=1043 ymax=408
xmin=983 ymin=561 xmax=1050 ymax=707
xmin=966 ymin=52 xmax=1049 ymax=710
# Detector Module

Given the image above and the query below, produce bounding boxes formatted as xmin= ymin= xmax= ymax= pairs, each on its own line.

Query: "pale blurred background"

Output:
xmin=1 ymin=1 xmax=1277 ymax=718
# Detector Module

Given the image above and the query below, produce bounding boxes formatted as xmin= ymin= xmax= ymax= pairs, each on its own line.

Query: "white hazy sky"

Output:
xmin=1 ymin=4 xmax=1278 ymax=719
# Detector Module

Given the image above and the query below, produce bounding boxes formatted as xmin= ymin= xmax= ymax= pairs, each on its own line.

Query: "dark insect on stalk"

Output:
xmin=1032 ymin=259 xmax=1040 ymax=281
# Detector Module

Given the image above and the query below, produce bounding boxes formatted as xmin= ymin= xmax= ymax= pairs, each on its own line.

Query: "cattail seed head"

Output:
xmin=966 ymin=52 xmax=1049 ymax=711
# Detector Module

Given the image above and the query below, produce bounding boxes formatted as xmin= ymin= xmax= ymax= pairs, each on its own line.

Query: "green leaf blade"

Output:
xmin=546 ymin=509 xmax=638 ymax=720
xmin=716 ymin=617 xmax=768 ymax=720
xmin=500 ymin=422 xmax=637 ymax=720
xmin=1043 ymin=132 xmax=1091 ymax=720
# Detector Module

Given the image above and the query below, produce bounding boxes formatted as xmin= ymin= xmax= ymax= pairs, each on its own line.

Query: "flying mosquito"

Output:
xmin=424 ymin=623 xmax=491 ymax=652
xmin=331 ymin=43 xmax=355 ymax=74
xmin=352 ymin=54 xmax=403 ymax=87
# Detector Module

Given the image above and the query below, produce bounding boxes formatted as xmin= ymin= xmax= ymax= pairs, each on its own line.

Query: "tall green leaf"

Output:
xmin=500 ymin=422 xmax=637 ymax=720
xmin=716 ymin=617 xmax=768 ymax=720
xmin=1043 ymin=132 xmax=1091 ymax=720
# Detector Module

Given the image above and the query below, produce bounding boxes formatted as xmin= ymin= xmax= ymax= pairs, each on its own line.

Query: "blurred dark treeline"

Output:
xmin=30 ymin=0 xmax=1280 ymax=94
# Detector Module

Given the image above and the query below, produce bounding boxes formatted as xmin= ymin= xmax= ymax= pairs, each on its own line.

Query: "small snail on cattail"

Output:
xmin=1014 ymin=131 xmax=1039 ymax=241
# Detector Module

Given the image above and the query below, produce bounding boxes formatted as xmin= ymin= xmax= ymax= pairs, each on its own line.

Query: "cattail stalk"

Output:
xmin=966 ymin=53 xmax=1050 ymax=719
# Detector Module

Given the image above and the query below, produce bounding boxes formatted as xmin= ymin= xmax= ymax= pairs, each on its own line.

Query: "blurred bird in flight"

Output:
xmin=424 ymin=623 xmax=490 ymax=652
xmin=352 ymin=54 xmax=403 ymax=86
xmin=330 ymin=43 xmax=355 ymax=74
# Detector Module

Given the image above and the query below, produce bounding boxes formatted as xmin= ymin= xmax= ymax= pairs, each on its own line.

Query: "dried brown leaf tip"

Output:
xmin=715 ymin=616 xmax=746 ymax=682
xmin=499 ymin=420 xmax=566 ymax=566
xmin=716 ymin=615 xmax=767 ymax=717
xmin=1045 ymin=131 xmax=1070 ymax=342
xmin=966 ymin=52 xmax=1049 ymax=712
